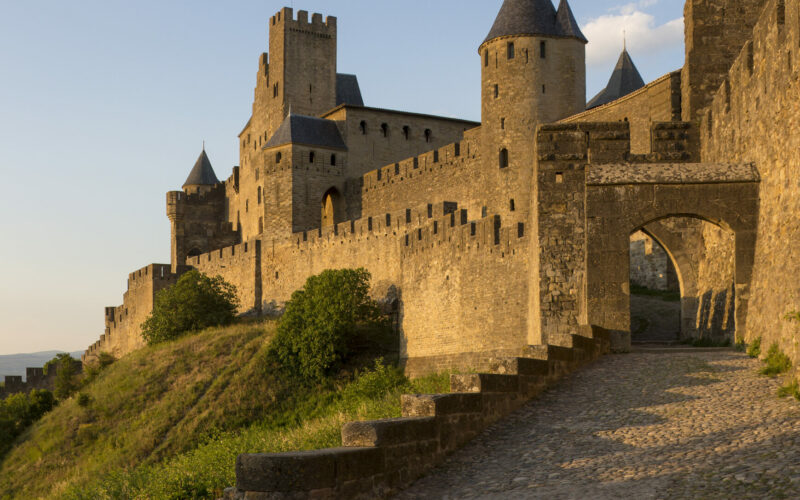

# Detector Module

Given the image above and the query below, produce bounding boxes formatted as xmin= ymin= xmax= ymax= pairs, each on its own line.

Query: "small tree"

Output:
xmin=269 ymin=268 xmax=383 ymax=382
xmin=141 ymin=270 xmax=239 ymax=345
xmin=54 ymin=356 xmax=81 ymax=400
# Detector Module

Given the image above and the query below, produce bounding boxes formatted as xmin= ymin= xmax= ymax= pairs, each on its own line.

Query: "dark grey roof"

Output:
xmin=264 ymin=113 xmax=347 ymax=150
xmin=556 ymin=0 xmax=587 ymax=43
xmin=586 ymin=49 xmax=646 ymax=109
xmin=483 ymin=0 xmax=586 ymax=45
xmin=336 ymin=74 xmax=364 ymax=106
xmin=183 ymin=150 xmax=219 ymax=187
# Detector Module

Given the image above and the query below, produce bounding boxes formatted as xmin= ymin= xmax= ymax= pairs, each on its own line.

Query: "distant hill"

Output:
xmin=0 ymin=350 xmax=84 ymax=380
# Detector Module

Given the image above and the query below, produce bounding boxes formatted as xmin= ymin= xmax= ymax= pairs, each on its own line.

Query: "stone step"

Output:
xmin=450 ymin=373 xmax=519 ymax=394
xmin=401 ymin=393 xmax=482 ymax=418
xmin=342 ymin=417 xmax=437 ymax=447
xmin=491 ymin=357 xmax=550 ymax=377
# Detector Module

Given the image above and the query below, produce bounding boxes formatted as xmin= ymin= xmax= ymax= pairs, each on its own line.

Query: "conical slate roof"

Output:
xmin=556 ymin=0 xmax=587 ymax=43
xmin=264 ymin=113 xmax=347 ymax=150
xmin=183 ymin=150 xmax=220 ymax=187
xmin=586 ymin=49 xmax=646 ymax=109
xmin=483 ymin=0 xmax=586 ymax=45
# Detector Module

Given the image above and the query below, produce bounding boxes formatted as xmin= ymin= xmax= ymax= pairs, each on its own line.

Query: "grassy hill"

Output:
xmin=0 ymin=321 xmax=447 ymax=499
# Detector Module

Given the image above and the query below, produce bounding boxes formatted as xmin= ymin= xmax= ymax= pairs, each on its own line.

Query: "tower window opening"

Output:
xmin=510 ymin=199 xmax=516 ymax=211
xmin=273 ymin=82 xmax=279 ymax=97
xmin=403 ymin=125 xmax=410 ymax=140
xmin=494 ymin=84 xmax=499 ymax=99
xmin=499 ymin=148 xmax=509 ymax=169
xmin=246 ymin=200 xmax=249 ymax=213
xmin=542 ymin=84 xmax=546 ymax=94
xmin=381 ymin=123 xmax=388 ymax=137
xmin=484 ymin=50 xmax=489 ymax=67
xmin=540 ymin=41 xmax=546 ymax=59
xmin=330 ymin=154 xmax=336 ymax=166
xmin=424 ymin=129 xmax=432 ymax=143
xmin=257 ymin=186 xmax=262 ymax=204
xmin=501 ymin=118 xmax=505 ymax=129
xmin=309 ymin=151 xmax=316 ymax=164
xmin=276 ymin=152 xmax=282 ymax=162
xmin=507 ymin=42 xmax=515 ymax=59
xmin=359 ymin=120 xmax=367 ymax=135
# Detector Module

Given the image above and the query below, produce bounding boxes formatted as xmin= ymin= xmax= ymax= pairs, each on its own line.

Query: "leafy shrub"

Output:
xmin=734 ymin=339 xmax=746 ymax=352
xmin=746 ymin=337 xmax=762 ymax=358
xmin=82 ymin=352 xmax=116 ymax=385
xmin=0 ymin=389 xmax=56 ymax=457
xmin=760 ymin=343 xmax=792 ymax=377
xmin=269 ymin=268 xmax=384 ymax=382
xmin=141 ymin=270 xmax=239 ymax=345
xmin=77 ymin=393 xmax=92 ymax=408
xmin=778 ymin=379 xmax=800 ymax=401
xmin=54 ymin=355 xmax=81 ymax=400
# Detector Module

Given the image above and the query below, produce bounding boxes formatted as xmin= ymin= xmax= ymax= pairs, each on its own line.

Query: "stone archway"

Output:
xmin=584 ymin=166 xmax=759 ymax=349
xmin=321 ymin=187 xmax=346 ymax=228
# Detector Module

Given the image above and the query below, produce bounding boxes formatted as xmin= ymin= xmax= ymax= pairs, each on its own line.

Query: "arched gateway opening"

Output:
xmin=628 ymin=217 xmax=737 ymax=345
xmin=321 ymin=187 xmax=345 ymax=228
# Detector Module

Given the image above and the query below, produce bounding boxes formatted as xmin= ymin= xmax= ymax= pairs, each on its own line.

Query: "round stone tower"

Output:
xmin=480 ymin=0 xmax=586 ymax=169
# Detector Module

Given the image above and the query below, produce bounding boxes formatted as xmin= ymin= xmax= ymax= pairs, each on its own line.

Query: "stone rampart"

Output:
xmin=562 ymin=71 xmax=682 ymax=154
xmin=0 ymin=359 xmax=82 ymax=400
xmin=226 ymin=329 xmax=612 ymax=499
xmin=702 ymin=0 xmax=800 ymax=364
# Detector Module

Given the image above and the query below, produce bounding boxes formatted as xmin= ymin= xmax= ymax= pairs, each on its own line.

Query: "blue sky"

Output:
xmin=0 ymin=0 xmax=685 ymax=355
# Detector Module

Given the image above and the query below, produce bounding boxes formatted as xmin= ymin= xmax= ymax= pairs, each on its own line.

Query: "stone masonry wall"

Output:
xmin=629 ymin=231 xmax=678 ymax=292
xmin=562 ymin=71 xmax=682 ymax=154
xmin=703 ymin=0 xmax=800 ymax=365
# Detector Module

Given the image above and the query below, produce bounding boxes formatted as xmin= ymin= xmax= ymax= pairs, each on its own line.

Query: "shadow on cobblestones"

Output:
xmin=396 ymin=351 xmax=800 ymax=499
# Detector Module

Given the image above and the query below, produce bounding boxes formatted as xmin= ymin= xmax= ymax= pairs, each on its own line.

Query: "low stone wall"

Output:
xmin=223 ymin=328 xmax=612 ymax=499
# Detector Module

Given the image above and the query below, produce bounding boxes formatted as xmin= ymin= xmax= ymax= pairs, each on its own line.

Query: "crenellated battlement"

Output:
xmin=271 ymin=8 xmax=337 ymax=34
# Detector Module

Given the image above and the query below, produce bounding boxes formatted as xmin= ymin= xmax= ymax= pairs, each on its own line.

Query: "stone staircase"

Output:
xmin=225 ymin=328 xmax=612 ymax=499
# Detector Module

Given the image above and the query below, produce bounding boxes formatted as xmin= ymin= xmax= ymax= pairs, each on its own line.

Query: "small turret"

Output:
xmin=480 ymin=0 xmax=586 ymax=170
xmin=182 ymin=149 xmax=220 ymax=195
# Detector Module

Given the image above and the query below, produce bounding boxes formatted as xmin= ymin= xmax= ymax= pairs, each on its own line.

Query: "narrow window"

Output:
xmin=381 ymin=123 xmax=388 ymax=137
xmin=273 ymin=82 xmax=279 ymax=97
xmin=403 ymin=125 xmax=410 ymax=140
xmin=507 ymin=42 xmax=515 ymax=59
xmin=499 ymin=148 xmax=509 ymax=169
xmin=501 ymin=118 xmax=505 ymax=129
xmin=433 ymin=151 xmax=439 ymax=163
xmin=540 ymin=41 xmax=546 ymax=59
xmin=542 ymin=85 xmax=546 ymax=94
xmin=484 ymin=50 xmax=489 ymax=67
xmin=555 ymin=172 xmax=564 ymax=183
xmin=359 ymin=121 xmax=367 ymax=135
xmin=424 ymin=129 xmax=432 ymax=143
xmin=309 ymin=151 xmax=315 ymax=164
xmin=510 ymin=199 xmax=516 ymax=211
xmin=257 ymin=186 xmax=262 ymax=204
xmin=330 ymin=154 xmax=336 ymax=166
xmin=518 ymin=223 xmax=525 ymax=238
xmin=494 ymin=84 xmax=499 ymax=98
xmin=246 ymin=200 xmax=249 ymax=212
xmin=276 ymin=152 xmax=282 ymax=162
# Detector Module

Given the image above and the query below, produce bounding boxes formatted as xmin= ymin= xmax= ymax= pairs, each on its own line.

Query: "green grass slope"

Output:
xmin=0 ymin=321 xmax=447 ymax=499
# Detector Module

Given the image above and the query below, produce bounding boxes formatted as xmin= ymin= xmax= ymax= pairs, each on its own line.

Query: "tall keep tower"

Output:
xmin=480 ymin=0 xmax=586 ymax=170
xmin=241 ymin=8 xmax=338 ymax=169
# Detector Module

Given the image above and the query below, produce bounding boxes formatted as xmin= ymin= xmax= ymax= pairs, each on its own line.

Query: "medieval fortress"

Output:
xmin=76 ymin=0 xmax=798 ymax=377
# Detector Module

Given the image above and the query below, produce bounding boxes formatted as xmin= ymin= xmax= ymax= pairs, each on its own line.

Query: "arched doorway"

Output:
xmin=321 ymin=187 xmax=345 ymax=228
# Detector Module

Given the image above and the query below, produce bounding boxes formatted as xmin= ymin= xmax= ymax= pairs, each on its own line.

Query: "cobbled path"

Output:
xmin=396 ymin=350 xmax=800 ymax=499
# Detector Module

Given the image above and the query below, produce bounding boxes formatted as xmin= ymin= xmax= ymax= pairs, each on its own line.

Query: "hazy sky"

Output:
xmin=0 ymin=0 xmax=685 ymax=355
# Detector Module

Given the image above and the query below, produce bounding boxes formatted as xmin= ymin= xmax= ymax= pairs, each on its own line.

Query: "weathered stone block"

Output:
xmin=341 ymin=417 xmax=437 ymax=447
xmin=401 ymin=393 xmax=482 ymax=417
xmin=450 ymin=373 xmax=519 ymax=393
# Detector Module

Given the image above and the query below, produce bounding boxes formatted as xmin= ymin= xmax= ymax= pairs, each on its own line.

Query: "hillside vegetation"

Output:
xmin=0 ymin=320 xmax=447 ymax=499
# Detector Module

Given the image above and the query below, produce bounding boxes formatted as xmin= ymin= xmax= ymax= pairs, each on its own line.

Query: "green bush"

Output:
xmin=778 ymin=379 xmax=800 ymax=401
xmin=760 ymin=343 xmax=793 ymax=377
xmin=141 ymin=270 xmax=239 ymax=345
xmin=77 ymin=393 xmax=92 ymax=408
xmin=269 ymin=268 xmax=384 ymax=382
xmin=0 ymin=389 xmax=56 ymax=457
xmin=54 ymin=354 xmax=82 ymax=400
xmin=747 ymin=337 xmax=762 ymax=358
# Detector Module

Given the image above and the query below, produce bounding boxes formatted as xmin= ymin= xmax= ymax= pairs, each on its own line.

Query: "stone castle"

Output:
xmin=79 ymin=0 xmax=798 ymax=378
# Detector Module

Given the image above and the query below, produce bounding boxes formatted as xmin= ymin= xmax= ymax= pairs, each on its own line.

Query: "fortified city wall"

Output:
xmin=562 ymin=71 xmax=682 ymax=154
xmin=703 ymin=0 xmax=800 ymax=366
xmin=0 ymin=359 xmax=82 ymax=400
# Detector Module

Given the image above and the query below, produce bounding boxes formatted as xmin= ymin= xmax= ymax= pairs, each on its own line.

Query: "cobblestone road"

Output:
xmin=397 ymin=350 xmax=800 ymax=499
